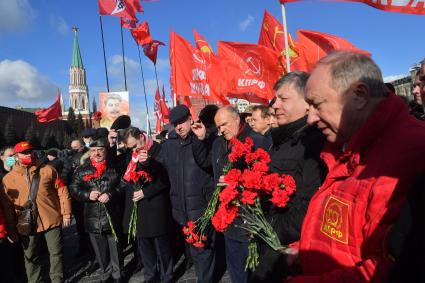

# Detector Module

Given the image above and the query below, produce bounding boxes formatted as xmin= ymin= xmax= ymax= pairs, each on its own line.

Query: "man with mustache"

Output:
xmin=101 ymin=93 xmax=125 ymax=129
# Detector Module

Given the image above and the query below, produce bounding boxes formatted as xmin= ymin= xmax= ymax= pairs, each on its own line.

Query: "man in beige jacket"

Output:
xmin=0 ymin=141 xmax=72 ymax=283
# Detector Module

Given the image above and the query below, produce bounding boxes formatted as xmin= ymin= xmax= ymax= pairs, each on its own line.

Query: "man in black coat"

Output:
xmin=192 ymin=106 xmax=268 ymax=283
xmin=250 ymin=72 xmax=327 ymax=282
xmin=153 ymin=105 xmax=217 ymax=283
xmin=70 ymin=137 xmax=123 ymax=283
xmin=121 ymin=127 xmax=173 ymax=283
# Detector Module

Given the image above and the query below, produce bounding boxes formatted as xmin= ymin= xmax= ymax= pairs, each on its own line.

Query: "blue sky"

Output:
xmin=0 ymin=0 xmax=423 ymax=129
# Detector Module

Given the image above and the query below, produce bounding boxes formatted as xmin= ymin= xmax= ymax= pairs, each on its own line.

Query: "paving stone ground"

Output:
xmin=60 ymin=223 xmax=231 ymax=283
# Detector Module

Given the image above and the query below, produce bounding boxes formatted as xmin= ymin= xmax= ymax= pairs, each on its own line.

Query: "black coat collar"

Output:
xmin=271 ymin=116 xmax=308 ymax=146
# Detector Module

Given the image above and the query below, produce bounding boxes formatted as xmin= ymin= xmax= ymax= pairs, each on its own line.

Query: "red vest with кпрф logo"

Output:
xmin=292 ymin=94 xmax=425 ymax=283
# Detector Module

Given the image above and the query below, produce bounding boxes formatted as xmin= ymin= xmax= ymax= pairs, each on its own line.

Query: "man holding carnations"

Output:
xmin=138 ymin=104 xmax=218 ymax=283
xmin=121 ymin=127 xmax=173 ymax=283
xmin=70 ymin=137 xmax=124 ymax=283
xmin=191 ymin=106 xmax=268 ymax=283
xmin=250 ymin=72 xmax=327 ymax=282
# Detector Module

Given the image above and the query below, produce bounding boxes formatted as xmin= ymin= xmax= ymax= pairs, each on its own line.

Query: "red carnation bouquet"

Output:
xmin=183 ymin=137 xmax=296 ymax=270
xmin=123 ymin=150 xmax=153 ymax=243
xmin=83 ymin=159 xmax=119 ymax=242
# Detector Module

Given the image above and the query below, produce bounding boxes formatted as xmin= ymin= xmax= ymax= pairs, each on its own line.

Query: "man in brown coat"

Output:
xmin=0 ymin=141 xmax=72 ymax=283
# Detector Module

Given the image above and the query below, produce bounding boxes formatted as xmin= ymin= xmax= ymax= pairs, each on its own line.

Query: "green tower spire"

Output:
xmin=71 ymin=27 xmax=84 ymax=69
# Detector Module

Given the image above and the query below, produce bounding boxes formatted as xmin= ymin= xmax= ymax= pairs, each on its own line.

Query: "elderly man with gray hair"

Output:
xmin=285 ymin=52 xmax=425 ymax=283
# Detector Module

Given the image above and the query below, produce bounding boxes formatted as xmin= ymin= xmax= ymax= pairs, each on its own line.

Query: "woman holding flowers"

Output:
xmin=121 ymin=127 xmax=173 ymax=283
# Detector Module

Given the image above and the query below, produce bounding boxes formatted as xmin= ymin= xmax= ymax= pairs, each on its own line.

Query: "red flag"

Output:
xmin=143 ymin=40 xmax=165 ymax=65
xmin=161 ymin=85 xmax=171 ymax=119
xmin=170 ymin=32 xmax=228 ymax=104
xmin=120 ymin=17 xmax=138 ymax=29
xmin=297 ymin=29 xmax=371 ymax=71
xmin=154 ymin=87 xmax=169 ymax=124
xmin=98 ymin=0 xmax=143 ymax=20
xmin=193 ymin=30 xmax=214 ymax=55
xmin=154 ymin=88 xmax=164 ymax=125
xmin=192 ymin=31 xmax=229 ymax=105
xmin=258 ymin=10 xmax=306 ymax=71
xmin=155 ymin=117 xmax=161 ymax=134
xmin=35 ymin=95 xmax=62 ymax=123
xmin=218 ymin=41 xmax=284 ymax=101
xmin=131 ymin=21 xmax=153 ymax=46
xmin=280 ymin=0 xmax=425 ymax=15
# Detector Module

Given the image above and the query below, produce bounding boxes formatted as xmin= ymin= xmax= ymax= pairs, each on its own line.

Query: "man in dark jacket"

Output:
xmin=250 ymin=105 xmax=272 ymax=149
xmin=70 ymin=137 xmax=123 ymax=283
xmin=121 ymin=127 xmax=173 ymax=283
xmin=251 ymin=72 xmax=327 ymax=282
xmin=192 ymin=106 xmax=268 ymax=283
xmin=62 ymin=138 xmax=91 ymax=258
xmin=155 ymin=105 xmax=217 ymax=283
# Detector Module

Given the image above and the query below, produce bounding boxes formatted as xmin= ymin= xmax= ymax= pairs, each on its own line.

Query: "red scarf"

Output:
xmin=123 ymin=134 xmax=153 ymax=183
xmin=83 ymin=158 xmax=107 ymax=181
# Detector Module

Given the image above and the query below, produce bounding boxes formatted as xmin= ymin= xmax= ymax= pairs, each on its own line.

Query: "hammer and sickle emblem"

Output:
xmin=245 ymin=56 xmax=262 ymax=76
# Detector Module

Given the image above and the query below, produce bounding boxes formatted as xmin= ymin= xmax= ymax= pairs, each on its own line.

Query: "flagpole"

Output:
xmin=99 ymin=16 xmax=110 ymax=92
xmin=280 ymin=4 xmax=291 ymax=72
xmin=136 ymin=43 xmax=151 ymax=135
xmin=120 ymin=23 xmax=128 ymax=91
xmin=153 ymin=64 xmax=160 ymax=94
xmin=146 ymin=114 xmax=150 ymax=137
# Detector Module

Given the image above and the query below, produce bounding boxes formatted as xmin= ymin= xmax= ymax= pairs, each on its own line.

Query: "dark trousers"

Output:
xmin=21 ymin=227 xmax=63 ymax=283
xmin=224 ymin=236 xmax=249 ymax=283
xmin=138 ymin=235 xmax=173 ymax=282
xmin=72 ymin=200 xmax=91 ymax=253
xmin=189 ymin=240 xmax=216 ymax=283
xmin=89 ymin=232 xmax=123 ymax=282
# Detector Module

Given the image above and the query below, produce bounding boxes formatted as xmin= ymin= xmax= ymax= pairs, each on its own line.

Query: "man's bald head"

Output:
xmin=214 ymin=106 xmax=241 ymax=140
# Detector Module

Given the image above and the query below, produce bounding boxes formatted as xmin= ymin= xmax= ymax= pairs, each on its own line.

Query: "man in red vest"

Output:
xmin=286 ymin=52 xmax=425 ymax=283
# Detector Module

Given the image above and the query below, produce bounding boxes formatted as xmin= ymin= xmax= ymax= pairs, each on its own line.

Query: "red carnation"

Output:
xmin=282 ymin=174 xmax=296 ymax=194
xmin=244 ymin=137 xmax=254 ymax=149
xmin=228 ymin=138 xmax=253 ymax=162
xmin=219 ymin=184 xmax=238 ymax=205
xmin=193 ymin=241 xmax=205 ymax=248
xmin=252 ymin=161 xmax=269 ymax=173
xmin=185 ymin=236 xmax=195 ymax=244
xmin=83 ymin=174 xmax=93 ymax=181
xmin=245 ymin=148 xmax=271 ymax=165
xmin=261 ymin=173 xmax=282 ymax=193
xmin=241 ymin=190 xmax=257 ymax=205
xmin=271 ymin=189 xmax=290 ymax=208
xmin=211 ymin=204 xmax=239 ymax=232
xmin=254 ymin=148 xmax=271 ymax=163
xmin=224 ymin=169 xmax=242 ymax=185
xmin=241 ymin=169 xmax=263 ymax=190
xmin=136 ymin=170 xmax=153 ymax=182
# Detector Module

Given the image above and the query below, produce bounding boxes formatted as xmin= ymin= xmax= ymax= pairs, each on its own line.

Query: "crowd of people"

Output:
xmin=0 ymin=51 xmax=424 ymax=283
